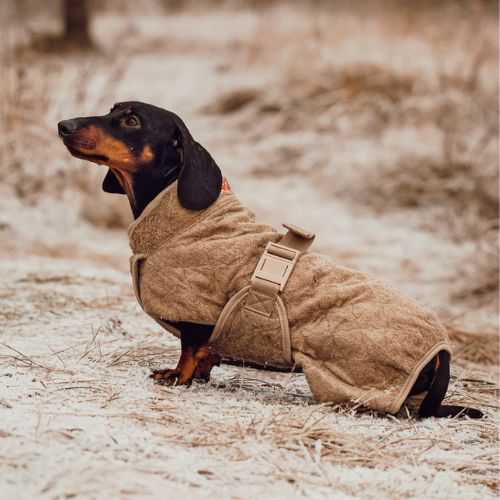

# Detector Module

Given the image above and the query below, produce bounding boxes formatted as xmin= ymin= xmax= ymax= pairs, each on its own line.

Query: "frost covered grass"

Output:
xmin=0 ymin=255 xmax=498 ymax=498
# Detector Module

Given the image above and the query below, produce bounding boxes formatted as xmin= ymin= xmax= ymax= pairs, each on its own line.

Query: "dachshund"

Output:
xmin=58 ymin=101 xmax=482 ymax=419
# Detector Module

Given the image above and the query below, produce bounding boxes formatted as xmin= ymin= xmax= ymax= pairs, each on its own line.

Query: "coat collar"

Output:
xmin=127 ymin=179 xmax=232 ymax=255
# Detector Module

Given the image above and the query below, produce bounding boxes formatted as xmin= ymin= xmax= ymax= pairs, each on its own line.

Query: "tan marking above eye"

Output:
xmin=139 ymin=145 xmax=154 ymax=163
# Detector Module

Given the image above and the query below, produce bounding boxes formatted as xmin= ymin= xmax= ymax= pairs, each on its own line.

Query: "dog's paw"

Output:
xmin=150 ymin=368 xmax=192 ymax=387
xmin=193 ymin=353 xmax=221 ymax=382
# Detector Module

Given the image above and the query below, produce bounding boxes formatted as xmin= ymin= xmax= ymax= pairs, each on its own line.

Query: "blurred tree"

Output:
xmin=62 ymin=0 xmax=94 ymax=49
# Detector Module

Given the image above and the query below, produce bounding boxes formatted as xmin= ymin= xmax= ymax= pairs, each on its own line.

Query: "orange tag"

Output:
xmin=221 ymin=177 xmax=231 ymax=192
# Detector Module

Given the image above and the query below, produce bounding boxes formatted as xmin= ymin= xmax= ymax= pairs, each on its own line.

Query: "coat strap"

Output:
xmin=279 ymin=223 xmax=316 ymax=252
xmin=244 ymin=223 xmax=315 ymax=317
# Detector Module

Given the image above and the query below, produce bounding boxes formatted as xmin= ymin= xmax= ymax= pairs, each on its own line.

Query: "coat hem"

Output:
xmin=152 ymin=317 xmax=181 ymax=338
xmin=388 ymin=341 xmax=452 ymax=414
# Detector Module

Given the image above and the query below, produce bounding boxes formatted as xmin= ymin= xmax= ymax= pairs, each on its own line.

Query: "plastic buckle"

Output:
xmin=251 ymin=242 xmax=299 ymax=291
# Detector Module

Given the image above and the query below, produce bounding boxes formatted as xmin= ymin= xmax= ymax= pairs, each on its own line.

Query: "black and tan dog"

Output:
xmin=58 ymin=101 xmax=482 ymax=419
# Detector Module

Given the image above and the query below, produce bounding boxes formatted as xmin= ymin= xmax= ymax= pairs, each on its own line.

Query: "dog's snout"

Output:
xmin=58 ymin=120 xmax=80 ymax=137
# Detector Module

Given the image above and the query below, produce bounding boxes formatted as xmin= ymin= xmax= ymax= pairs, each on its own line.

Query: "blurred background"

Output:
xmin=1 ymin=0 xmax=498 ymax=335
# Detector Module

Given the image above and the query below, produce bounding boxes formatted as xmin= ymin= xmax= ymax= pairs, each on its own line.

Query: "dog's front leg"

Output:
xmin=150 ymin=322 xmax=220 ymax=386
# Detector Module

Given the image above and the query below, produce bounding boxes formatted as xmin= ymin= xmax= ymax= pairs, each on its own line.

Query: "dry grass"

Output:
xmin=0 ymin=32 xmax=130 ymax=228
xmin=1 ymin=311 xmax=498 ymax=496
xmin=0 ymin=242 xmax=498 ymax=498
xmin=447 ymin=326 xmax=500 ymax=365
xmin=2 ymin=2 xmax=498 ymax=245
xmin=228 ymin=2 xmax=499 ymax=306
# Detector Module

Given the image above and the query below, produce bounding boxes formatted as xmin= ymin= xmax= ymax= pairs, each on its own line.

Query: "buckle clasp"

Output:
xmin=251 ymin=242 xmax=299 ymax=291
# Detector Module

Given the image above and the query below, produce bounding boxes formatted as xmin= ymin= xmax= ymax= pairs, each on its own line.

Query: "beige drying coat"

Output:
xmin=128 ymin=181 xmax=451 ymax=414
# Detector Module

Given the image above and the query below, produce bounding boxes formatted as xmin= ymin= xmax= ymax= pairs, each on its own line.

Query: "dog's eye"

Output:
xmin=121 ymin=115 xmax=140 ymax=128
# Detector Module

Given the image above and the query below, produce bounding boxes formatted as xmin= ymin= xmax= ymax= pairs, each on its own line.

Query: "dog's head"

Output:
xmin=58 ymin=101 xmax=222 ymax=215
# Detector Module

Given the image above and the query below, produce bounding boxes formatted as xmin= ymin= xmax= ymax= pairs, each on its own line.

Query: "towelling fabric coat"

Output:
xmin=128 ymin=180 xmax=451 ymax=414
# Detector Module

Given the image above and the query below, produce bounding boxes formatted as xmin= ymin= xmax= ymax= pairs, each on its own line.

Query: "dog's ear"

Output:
xmin=175 ymin=124 xmax=222 ymax=210
xmin=102 ymin=169 xmax=125 ymax=194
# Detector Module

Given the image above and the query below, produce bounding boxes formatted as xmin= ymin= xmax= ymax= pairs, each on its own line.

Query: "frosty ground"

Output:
xmin=0 ymin=225 xmax=498 ymax=498
xmin=1 ymin=3 xmax=499 ymax=499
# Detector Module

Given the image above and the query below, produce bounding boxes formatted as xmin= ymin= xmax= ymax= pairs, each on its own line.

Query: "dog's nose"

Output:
xmin=58 ymin=120 xmax=80 ymax=136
